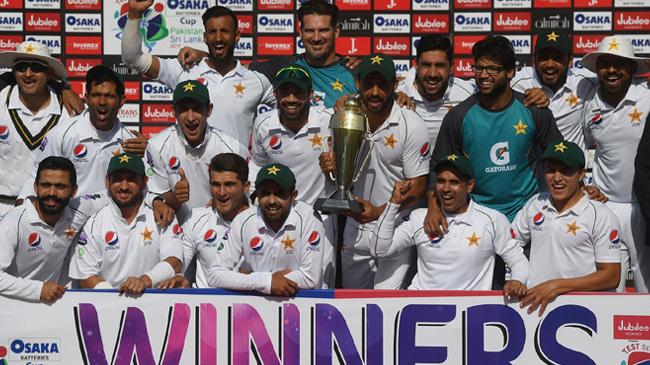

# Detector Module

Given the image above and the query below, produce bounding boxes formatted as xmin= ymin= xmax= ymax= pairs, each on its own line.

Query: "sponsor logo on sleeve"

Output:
xmin=25 ymin=35 xmax=61 ymax=54
xmin=336 ymin=0 xmax=371 ymax=10
xmin=25 ymin=0 xmax=60 ymax=8
xmin=412 ymin=0 xmax=449 ymax=10
xmin=374 ymin=0 xmax=410 ymax=10
xmin=65 ymin=13 xmax=101 ymax=32
xmin=494 ymin=12 xmax=531 ymax=31
xmin=25 ymin=12 xmax=60 ymax=32
xmin=234 ymin=37 xmax=253 ymax=57
xmin=374 ymin=36 xmax=410 ymax=56
xmin=335 ymin=36 xmax=372 ymax=55
xmin=0 ymin=12 xmax=23 ymax=32
xmin=374 ymin=14 xmax=411 ymax=33
xmin=411 ymin=13 xmax=449 ymax=32
xmin=615 ymin=11 xmax=650 ymax=31
xmin=493 ymin=0 xmax=531 ymax=8
xmin=454 ymin=12 xmax=491 ymax=31
xmin=65 ymin=0 xmax=101 ymax=10
xmin=257 ymin=36 xmax=294 ymax=55
xmin=65 ymin=35 xmax=101 ymax=55
xmin=573 ymin=11 xmax=612 ymax=31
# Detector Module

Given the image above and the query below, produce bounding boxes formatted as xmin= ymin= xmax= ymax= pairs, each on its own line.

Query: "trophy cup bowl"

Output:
xmin=315 ymin=98 xmax=371 ymax=214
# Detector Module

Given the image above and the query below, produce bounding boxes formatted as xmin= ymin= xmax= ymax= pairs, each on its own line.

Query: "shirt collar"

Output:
xmin=174 ymin=123 xmax=212 ymax=149
xmin=255 ymin=203 xmax=298 ymax=235
xmin=24 ymin=198 xmax=73 ymax=229
xmin=594 ymin=79 xmax=642 ymax=110
xmin=269 ymin=108 xmax=323 ymax=136
xmin=108 ymin=195 xmax=149 ymax=226
xmin=197 ymin=58 xmax=245 ymax=78
xmin=444 ymin=199 xmax=476 ymax=226
xmin=8 ymin=85 xmax=61 ymax=116
xmin=371 ymin=103 xmax=401 ymax=134
xmin=77 ymin=109 xmax=124 ymax=140
xmin=411 ymin=77 xmax=454 ymax=104
xmin=541 ymin=192 xmax=589 ymax=216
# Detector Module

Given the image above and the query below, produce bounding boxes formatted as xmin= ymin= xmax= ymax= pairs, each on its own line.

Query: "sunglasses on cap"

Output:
xmin=275 ymin=65 xmax=311 ymax=80
xmin=13 ymin=61 xmax=49 ymax=74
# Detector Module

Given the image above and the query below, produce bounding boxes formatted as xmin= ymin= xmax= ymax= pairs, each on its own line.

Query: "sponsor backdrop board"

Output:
xmin=0 ymin=290 xmax=648 ymax=363
xmin=1 ymin=0 xmax=649 ymax=131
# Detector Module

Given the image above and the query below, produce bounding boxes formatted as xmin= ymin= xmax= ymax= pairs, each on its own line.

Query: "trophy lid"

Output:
xmin=330 ymin=97 xmax=366 ymax=131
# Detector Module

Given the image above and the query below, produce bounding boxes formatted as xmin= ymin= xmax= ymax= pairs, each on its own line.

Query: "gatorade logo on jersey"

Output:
xmin=104 ymin=231 xmax=119 ymax=250
xmin=419 ymin=142 xmax=431 ymax=161
xmin=168 ymin=156 xmax=181 ymax=171
xmin=73 ymin=143 xmax=88 ymax=159
xmin=486 ymin=141 xmax=516 ymax=173
xmin=249 ymin=236 xmax=264 ymax=254
xmin=0 ymin=125 xmax=9 ymax=141
xmin=307 ymin=231 xmax=321 ymax=251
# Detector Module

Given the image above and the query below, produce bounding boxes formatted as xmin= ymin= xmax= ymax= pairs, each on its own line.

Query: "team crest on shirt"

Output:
xmin=27 ymin=232 xmax=42 ymax=253
xmin=73 ymin=143 xmax=88 ymax=162
xmin=307 ymin=231 xmax=321 ymax=252
xmin=419 ymin=142 xmax=431 ymax=162
xmin=168 ymin=156 xmax=181 ymax=171
xmin=269 ymin=135 xmax=283 ymax=155
xmin=104 ymin=231 xmax=120 ymax=250
xmin=0 ymin=125 xmax=9 ymax=142
xmin=249 ymin=236 xmax=264 ymax=255
xmin=532 ymin=212 xmax=545 ymax=230
xmin=426 ymin=233 xmax=443 ymax=248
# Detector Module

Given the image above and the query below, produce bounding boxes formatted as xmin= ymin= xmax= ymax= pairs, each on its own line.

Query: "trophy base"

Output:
xmin=314 ymin=198 xmax=362 ymax=214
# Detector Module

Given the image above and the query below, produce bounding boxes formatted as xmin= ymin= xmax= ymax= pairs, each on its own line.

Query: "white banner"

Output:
xmin=0 ymin=290 xmax=649 ymax=364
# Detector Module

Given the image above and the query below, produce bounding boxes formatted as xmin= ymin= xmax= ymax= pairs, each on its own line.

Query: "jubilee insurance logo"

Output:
xmin=114 ymin=2 xmax=169 ymax=51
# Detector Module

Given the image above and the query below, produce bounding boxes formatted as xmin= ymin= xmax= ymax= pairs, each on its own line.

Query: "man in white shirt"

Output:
xmin=0 ymin=157 xmax=104 ymax=302
xmin=146 ymin=80 xmax=247 ymax=224
xmin=511 ymin=31 xmax=597 ymax=153
xmin=580 ymin=36 xmax=650 ymax=292
xmin=69 ymin=153 xmax=183 ymax=294
xmin=19 ymin=65 xmax=147 ymax=199
xmin=320 ymin=54 xmax=430 ymax=289
xmin=0 ymin=41 xmax=71 ymax=216
xmin=207 ymin=163 xmax=325 ymax=295
xmin=372 ymin=154 xmax=528 ymax=294
xmin=512 ymin=140 xmax=621 ymax=315
xmin=122 ymin=1 xmax=275 ymax=147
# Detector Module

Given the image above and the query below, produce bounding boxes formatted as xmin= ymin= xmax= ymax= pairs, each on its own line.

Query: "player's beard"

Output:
xmin=37 ymin=194 xmax=70 ymax=215
xmin=110 ymin=189 xmax=143 ymax=209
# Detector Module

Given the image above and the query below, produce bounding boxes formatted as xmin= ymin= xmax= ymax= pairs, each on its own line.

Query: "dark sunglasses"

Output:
xmin=275 ymin=66 xmax=311 ymax=80
xmin=13 ymin=61 xmax=49 ymax=74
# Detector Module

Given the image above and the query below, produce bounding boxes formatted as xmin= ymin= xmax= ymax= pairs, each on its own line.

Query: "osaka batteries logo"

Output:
xmin=114 ymin=2 xmax=168 ymax=51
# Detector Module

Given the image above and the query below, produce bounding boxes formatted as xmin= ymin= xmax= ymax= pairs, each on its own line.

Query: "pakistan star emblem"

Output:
xmin=234 ymin=82 xmax=245 ymax=96
xmin=309 ymin=133 xmax=323 ymax=147
xmin=467 ymin=232 xmax=480 ymax=246
xmin=384 ymin=133 xmax=397 ymax=149
xmin=566 ymin=94 xmax=579 ymax=107
xmin=267 ymin=165 xmax=280 ymax=175
xmin=182 ymin=82 xmax=195 ymax=92
xmin=513 ymin=120 xmax=527 ymax=135
xmin=119 ymin=154 xmax=131 ymax=163
xmin=331 ymin=79 xmax=343 ymax=91
xmin=282 ymin=235 xmax=295 ymax=250
xmin=629 ymin=108 xmax=643 ymax=125
xmin=554 ymin=142 xmax=568 ymax=152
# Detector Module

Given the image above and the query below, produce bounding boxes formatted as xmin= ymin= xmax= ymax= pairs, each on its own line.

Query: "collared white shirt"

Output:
xmin=0 ymin=85 xmax=70 ymax=196
xmin=0 ymin=194 xmax=106 ymax=300
xmin=19 ymin=110 xmax=138 ymax=199
xmin=68 ymin=199 xmax=184 ymax=287
xmin=181 ymin=206 xmax=232 ymax=288
xmin=156 ymin=57 xmax=275 ymax=147
xmin=206 ymin=201 xmax=325 ymax=294
xmin=372 ymin=200 xmax=528 ymax=290
xmin=582 ymin=80 xmax=650 ymax=202
xmin=251 ymin=107 xmax=334 ymax=205
xmin=146 ymin=125 xmax=248 ymax=223
xmin=511 ymin=193 xmax=621 ymax=287
xmin=512 ymin=67 xmax=597 ymax=152
xmin=398 ymin=68 xmax=475 ymax=145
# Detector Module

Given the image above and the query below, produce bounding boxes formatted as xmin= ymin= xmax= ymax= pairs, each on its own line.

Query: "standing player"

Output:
xmin=581 ymin=36 xmax=650 ymax=292
xmin=0 ymin=157 xmax=103 ymax=302
xmin=372 ymin=155 xmax=528 ymax=293
xmin=320 ymin=54 xmax=430 ymax=289
xmin=19 ymin=65 xmax=147 ymax=199
xmin=511 ymin=31 xmax=597 ymax=152
xmin=512 ymin=140 xmax=621 ymax=315
xmin=68 ymin=153 xmax=183 ymax=294
xmin=146 ymin=80 xmax=247 ymax=223
xmin=207 ymin=163 xmax=325 ymax=295
xmin=122 ymin=1 xmax=275 ymax=147
xmin=0 ymin=41 xmax=72 ymax=215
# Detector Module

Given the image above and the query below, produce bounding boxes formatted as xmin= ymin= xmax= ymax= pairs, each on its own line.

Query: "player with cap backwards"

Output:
xmin=0 ymin=41 xmax=73 ymax=216
xmin=0 ymin=157 xmax=110 ymax=303
xmin=512 ymin=140 xmax=621 ymax=315
xmin=146 ymin=80 xmax=247 ymax=224
xmin=207 ymin=163 xmax=325 ymax=295
xmin=18 ymin=65 xmax=148 ymax=200
xmin=372 ymin=154 xmax=528 ymax=294
xmin=68 ymin=153 xmax=183 ymax=294
xmin=250 ymin=64 xmax=336 ymax=286
xmin=122 ymin=1 xmax=275 ymax=148
xmin=581 ymin=36 xmax=650 ymax=292
xmin=320 ymin=54 xmax=430 ymax=289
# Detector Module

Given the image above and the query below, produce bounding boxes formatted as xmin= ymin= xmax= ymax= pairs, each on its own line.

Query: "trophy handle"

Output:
xmin=321 ymin=135 xmax=337 ymax=182
xmin=352 ymin=135 xmax=374 ymax=183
